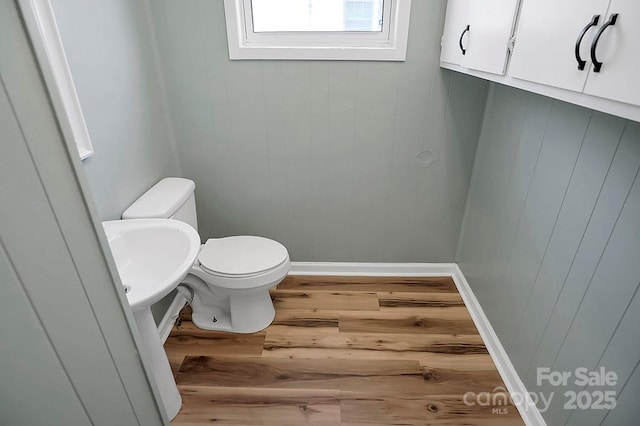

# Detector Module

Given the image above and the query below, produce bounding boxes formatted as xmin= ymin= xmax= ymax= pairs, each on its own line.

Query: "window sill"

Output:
xmin=227 ymin=44 xmax=409 ymax=61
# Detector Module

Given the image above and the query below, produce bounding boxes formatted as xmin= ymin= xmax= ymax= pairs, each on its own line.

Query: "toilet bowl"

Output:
xmin=122 ymin=177 xmax=290 ymax=333
xmin=181 ymin=236 xmax=290 ymax=333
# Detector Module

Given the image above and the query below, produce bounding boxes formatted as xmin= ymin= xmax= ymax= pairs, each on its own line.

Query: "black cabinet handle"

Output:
xmin=590 ymin=13 xmax=618 ymax=73
xmin=575 ymin=15 xmax=600 ymax=70
xmin=459 ymin=25 xmax=470 ymax=55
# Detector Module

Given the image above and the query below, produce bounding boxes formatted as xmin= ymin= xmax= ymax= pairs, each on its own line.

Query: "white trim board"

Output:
xmin=17 ymin=0 xmax=95 ymax=159
xmin=289 ymin=261 xmax=457 ymax=276
xmin=450 ymin=265 xmax=546 ymax=426
xmin=159 ymin=261 xmax=545 ymax=425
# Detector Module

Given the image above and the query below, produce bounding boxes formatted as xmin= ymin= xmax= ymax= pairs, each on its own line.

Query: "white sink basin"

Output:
xmin=102 ymin=218 xmax=200 ymax=311
xmin=102 ymin=218 xmax=200 ymax=420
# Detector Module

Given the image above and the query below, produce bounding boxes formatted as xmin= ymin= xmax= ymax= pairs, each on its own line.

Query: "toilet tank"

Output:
xmin=122 ymin=177 xmax=198 ymax=232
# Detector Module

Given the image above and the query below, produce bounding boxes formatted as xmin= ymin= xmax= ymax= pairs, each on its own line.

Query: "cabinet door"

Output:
xmin=509 ymin=0 xmax=611 ymax=92
xmin=583 ymin=0 xmax=640 ymax=106
xmin=465 ymin=0 xmax=519 ymax=75
xmin=440 ymin=0 xmax=469 ymax=66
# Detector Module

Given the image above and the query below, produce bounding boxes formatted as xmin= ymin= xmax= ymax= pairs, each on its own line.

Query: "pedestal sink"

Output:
xmin=102 ymin=219 xmax=200 ymax=420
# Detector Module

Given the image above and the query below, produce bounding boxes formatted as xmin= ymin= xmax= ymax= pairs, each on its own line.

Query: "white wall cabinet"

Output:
xmin=441 ymin=0 xmax=640 ymax=122
xmin=440 ymin=0 xmax=519 ymax=75
xmin=510 ymin=0 xmax=640 ymax=106
xmin=582 ymin=0 xmax=640 ymax=106
xmin=441 ymin=0 xmax=468 ymax=66
xmin=509 ymin=0 xmax=610 ymax=92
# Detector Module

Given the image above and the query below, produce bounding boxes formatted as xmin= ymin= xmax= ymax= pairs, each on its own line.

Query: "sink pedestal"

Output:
xmin=133 ymin=307 xmax=181 ymax=420
xmin=102 ymin=219 xmax=199 ymax=420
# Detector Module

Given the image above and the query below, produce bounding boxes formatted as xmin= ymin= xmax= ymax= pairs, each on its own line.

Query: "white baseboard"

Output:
xmin=450 ymin=265 xmax=546 ymax=426
xmin=158 ymin=293 xmax=186 ymax=344
xmin=289 ymin=261 xmax=457 ymax=276
xmin=160 ymin=261 xmax=545 ymax=425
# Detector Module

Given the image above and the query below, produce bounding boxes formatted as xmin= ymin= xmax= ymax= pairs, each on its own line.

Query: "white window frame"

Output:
xmin=223 ymin=0 xmax=412 ymax=61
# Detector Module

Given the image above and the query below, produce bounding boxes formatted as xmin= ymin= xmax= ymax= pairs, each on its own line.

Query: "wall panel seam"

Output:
xmin=511 ymin=110 xmax=593 ymax=346
xmin=522 ymin=120 xmax=629 ymax=378
xmin=594 ymin=281 xmax=639 ymax=367
xmin=599 ymin=358 xmax=640 ymax=425
xmin=0 ymin=238 xmax=94 ymax=424
xmin=494 ymin=98 xmax=554 ymax=302
xmin=548 ymin=167 xmax=640 ymax=371
xmin=454 ymin=83 xmax=496 ymax=261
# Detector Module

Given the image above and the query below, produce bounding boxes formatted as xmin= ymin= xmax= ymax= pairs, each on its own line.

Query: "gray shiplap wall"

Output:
xmin=149 ymin=0 xmax=489 ymax=262
xmin=0 ymin=243 xmax=89 ymax=425
xmin=457 ymin=84 xmax=640 ymax=425
xmin=1 ymin=2 xmax=164 ymax=422
xmin=50 ymin=0 xmax=180 ymax=221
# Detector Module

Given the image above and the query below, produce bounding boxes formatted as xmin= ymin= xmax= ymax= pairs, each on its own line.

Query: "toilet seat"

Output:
xmin=198 ymin=236 xmax=289 ymax=279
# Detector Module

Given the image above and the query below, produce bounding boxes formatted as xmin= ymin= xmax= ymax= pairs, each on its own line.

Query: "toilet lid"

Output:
xmin=198 ymin=236 xmax=289 ymax=276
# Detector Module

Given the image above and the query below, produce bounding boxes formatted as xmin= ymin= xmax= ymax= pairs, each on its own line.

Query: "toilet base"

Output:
xmin=178 ymin=258 xmax=289 ymax=334
xmin=192 ymin=306 xmax=233 ymax=331
xmin=191 ymin=289 xmax=276 ymax=333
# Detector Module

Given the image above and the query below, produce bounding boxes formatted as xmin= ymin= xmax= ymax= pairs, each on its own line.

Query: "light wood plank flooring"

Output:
xmin=166 ymin=276 xmax=524 ymax=425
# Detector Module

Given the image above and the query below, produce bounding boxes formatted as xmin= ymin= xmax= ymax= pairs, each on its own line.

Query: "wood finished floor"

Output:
xmin=166 ymin=276 xmax=524 ymax=425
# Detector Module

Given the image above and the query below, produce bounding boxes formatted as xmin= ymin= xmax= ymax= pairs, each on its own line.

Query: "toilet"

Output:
xmin=122 ymin=177 xmax=290 ymax=333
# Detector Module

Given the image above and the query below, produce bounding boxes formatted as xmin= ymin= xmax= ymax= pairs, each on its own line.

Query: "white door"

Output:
xmin=509 ymin=0 xmax=611 ymax=92
xmin=465 ymin=0 xmax=519 ymax=75
xmin=583 ymin=0 xmax=640 ymax=106
xmin=440 ymin=0 xmax=469 ymax=66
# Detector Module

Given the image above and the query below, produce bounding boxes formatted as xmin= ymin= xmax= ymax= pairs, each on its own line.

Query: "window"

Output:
xmin=251 ymin=0 xmax=384 ymax=32
xmin=223 ymin=0 xmax=412 ymax=61
xmin=343 ymin=0 xmax=382 ymax=32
